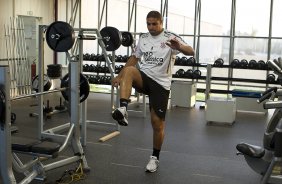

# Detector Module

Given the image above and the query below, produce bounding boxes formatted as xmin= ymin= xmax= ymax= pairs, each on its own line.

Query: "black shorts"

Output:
xmin=135 ymin=70 xmax=170 ymax=120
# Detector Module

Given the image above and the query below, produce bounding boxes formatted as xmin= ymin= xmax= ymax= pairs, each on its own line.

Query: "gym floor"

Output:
xmin=3 ymin=92 xmax=268 ymax=184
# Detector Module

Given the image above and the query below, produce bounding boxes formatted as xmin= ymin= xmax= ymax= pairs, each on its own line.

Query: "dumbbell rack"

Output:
xmin=171 ymin=56 xmax=282 ymax=115
xmin=173 ymin=57 xmax=281 ymax=92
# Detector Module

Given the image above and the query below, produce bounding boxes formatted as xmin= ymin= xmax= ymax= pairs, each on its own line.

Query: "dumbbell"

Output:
xmin=93 ymin=75 xmax=101 ymax=84
xmin=90 ymin=53 xmax=96 ymax=61
xmin=115 ymin=65 xmax=124 ymax=74
xmin=192 ymin=69 xmax=202 ymax=79
xmin=99 ymin=76 xmax=107 ymax=84
xmin=83 ymin=64 xmax=90 ymax=72
xmin=187 ymin=57 xmax=196 ymax=66
xmin=248 ymin=59 xmax=258 ymax=69
xmin=88 ymin=75 xmax=95 ymax=84
xmin=175 ymin=69 xmax=185 ymax=78
xmin=102 ymin=65 xmax=110 ymax=73
xmin=84 ymin=53 xmax=91 ymax=60
xmin=231 ymin=59 xmax=240 ymax=68
xmin=184 ymin=69 xmax=193 ymax=78
xmin=89 ymin=64 xmax=96 ymax=72
xmin=105 ymin=76 xmax=112 ymax=85
xmin=96 ymin=64 xmax=103 ymax=73
xmin=180 ymin=57 xmax=188 ymax=66
xmin=239 ymin=59 xmax=248 ymax=68
xmin=116 ymin=55 xmax=123 ymax=62
xmin=214 ymin=58 xmax=224 ymax=67
xmin=100 ymin=76 xmax=111 ymax=85
xmin=175 ymin=56 xmax=181 ymax=65
xmin=257 ymin=60 xmax=267 ymax=70
xmin=121 ymin=55 xmax=129 ymax=63
xmin=266 ymin=74 xmax=276 ymax=83
xmin=97 ymin=54 xmax=105 ymax=61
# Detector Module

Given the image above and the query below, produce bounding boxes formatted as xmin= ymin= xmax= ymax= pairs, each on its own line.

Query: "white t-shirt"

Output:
xmin=133 ymin=29 xmax=189 ymax=90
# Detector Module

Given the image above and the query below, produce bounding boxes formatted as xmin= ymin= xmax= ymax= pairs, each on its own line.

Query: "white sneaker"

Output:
xmin=145 ymin=156 xmax=159 ymax=173
xmin=112 ymin=107 xmax=128 ymax=126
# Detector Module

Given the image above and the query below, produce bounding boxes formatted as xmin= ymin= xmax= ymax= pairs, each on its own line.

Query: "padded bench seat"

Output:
xmin=231 ymin=89 xmax=262 ymax=98
xmin=231 ymin=90 xmax=266 ymax=114
xmin=12 ymin=136 xmax=61 ymax=158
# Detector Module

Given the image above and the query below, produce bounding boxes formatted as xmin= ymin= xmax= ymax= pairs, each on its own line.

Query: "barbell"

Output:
xmin=11 ymin=73 xmax=90 ymax=103
xmin=45 ymin=21 xmax=134 ymax=52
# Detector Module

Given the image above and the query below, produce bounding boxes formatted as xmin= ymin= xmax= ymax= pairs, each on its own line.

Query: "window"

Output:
xmin=272 ymin=0 xmax=282 ymax=37
xmin=199 ymin=37 xmax=230 ymax=64
xmin=235 ymin=0 xmax=270 ymax=37
xmin=200 ymin=0 xmax=232 ymax=35
xmin=233 ymin=38 xmax=268 ymax=61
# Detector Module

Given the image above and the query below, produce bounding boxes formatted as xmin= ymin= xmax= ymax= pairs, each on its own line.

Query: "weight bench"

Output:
xmin=12 ymin=136 xmax=61 ymax=158
xmin=231 ymin=90 xmax=267 ymax=114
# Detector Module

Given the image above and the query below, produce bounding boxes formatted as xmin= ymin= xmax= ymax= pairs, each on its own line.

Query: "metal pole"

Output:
xmin=69 ymin=58 xmax=90 ymax=169
xmin=165 ymin=0 xmax=168 ymax=29
xmin=38 ymin=25 xmax=46 ymax=139
xmin=79 ymin=30 xmax=87 ymax=146
xmin=228 ymin=0 xmax=236 ymax=93
xmin=0 ymin=66 xmax=17 ymax=184
xmin=195 ymin=0 xmax=201 ymax=63
xmin=266 ymin=0 xmax=274 ymax=90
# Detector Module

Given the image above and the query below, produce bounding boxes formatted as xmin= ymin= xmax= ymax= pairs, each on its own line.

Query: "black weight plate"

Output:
xmin=47 ymin=64 xmax=62 ymax=70
xmin=100 ymin=27 xmax=122 ymax=51
xmin=121 ymin=31 xmax=134 ymax=47
xmin=32 ymin=74 xmax=52 ymax=92
xmin=46 ymin=21 xmax=75 ymax=52
xmin=47 ymin=64 xmax=62 ymax=79
xmin=47 ymin=69 xmax=62 ymax=78
xmin=61 ymin=73 xmax=90 ymax=103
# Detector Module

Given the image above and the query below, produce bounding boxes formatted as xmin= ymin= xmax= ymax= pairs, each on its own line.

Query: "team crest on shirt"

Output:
xmin=160 ymin=42 xmax=166 ymax=49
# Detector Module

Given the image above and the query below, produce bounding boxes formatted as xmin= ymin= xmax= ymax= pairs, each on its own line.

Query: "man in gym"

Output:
xmin=111 ymin=10 xmax=194 ymax=172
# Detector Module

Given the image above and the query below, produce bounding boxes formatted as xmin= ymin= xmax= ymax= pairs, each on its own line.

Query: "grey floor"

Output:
xmin=2 ymin=93 xmax=269 ymax=184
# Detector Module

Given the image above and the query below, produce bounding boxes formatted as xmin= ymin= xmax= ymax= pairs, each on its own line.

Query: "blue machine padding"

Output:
xmin=231 ymin=89 xmax=262 ymax=98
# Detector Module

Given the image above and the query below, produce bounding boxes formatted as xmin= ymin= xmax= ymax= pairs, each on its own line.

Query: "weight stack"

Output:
xmin=47 ymin=64 xmax=62 ymax=79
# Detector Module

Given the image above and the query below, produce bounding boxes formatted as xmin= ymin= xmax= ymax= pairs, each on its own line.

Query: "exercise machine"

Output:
xmin=236 ymin=59 xmax=282 ymax=184
xmin=0 ymin=22 xmax=90 ymax=184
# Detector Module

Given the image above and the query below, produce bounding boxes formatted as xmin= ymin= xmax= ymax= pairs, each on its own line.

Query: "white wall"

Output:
xmin=0 ymin=0 xmax=14 ymax=60
xmin=0 ymin=0 xmax=55 ymax=72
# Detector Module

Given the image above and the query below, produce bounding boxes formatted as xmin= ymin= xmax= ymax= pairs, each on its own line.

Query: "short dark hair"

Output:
xmin=146 ymin=11 xmax=163 ymax=22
